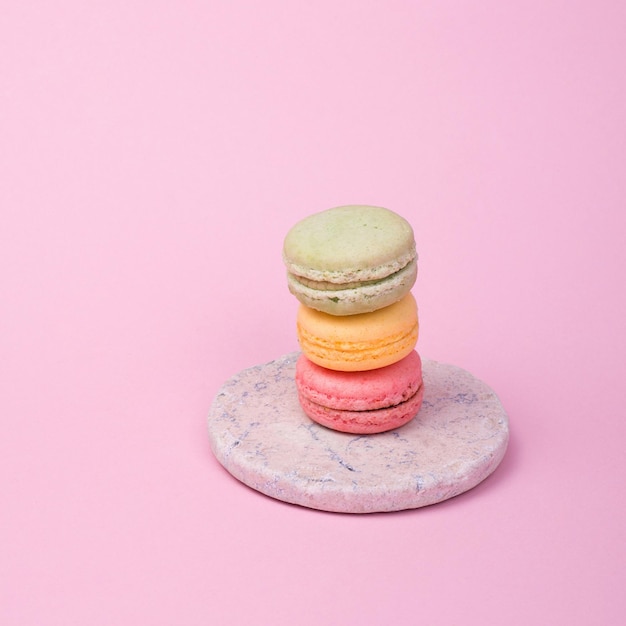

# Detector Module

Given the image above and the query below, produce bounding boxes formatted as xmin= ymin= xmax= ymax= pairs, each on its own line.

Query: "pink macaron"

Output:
xmin=295 ymin=350 xmax=424 ymax=434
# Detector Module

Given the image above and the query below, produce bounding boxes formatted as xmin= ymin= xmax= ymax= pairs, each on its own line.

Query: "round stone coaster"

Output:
xmin=207 ymin=352 xmax=509 ymax=514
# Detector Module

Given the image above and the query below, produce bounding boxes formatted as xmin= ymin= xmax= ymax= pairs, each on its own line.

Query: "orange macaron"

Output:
xmin=296 ymin=292 xmax=419 ymax=372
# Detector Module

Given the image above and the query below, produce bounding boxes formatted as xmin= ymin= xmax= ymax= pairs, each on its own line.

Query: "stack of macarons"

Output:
xmin=283 ymin=205 xmax=424 ymax=434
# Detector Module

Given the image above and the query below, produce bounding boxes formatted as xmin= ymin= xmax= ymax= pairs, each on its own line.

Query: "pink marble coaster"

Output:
xmin=208 ymin=352 xmax=509 ymax=513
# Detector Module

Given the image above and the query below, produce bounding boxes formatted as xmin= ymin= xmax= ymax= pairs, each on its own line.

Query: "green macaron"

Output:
xmin=283 ymin=205 xmax=417 ymax=315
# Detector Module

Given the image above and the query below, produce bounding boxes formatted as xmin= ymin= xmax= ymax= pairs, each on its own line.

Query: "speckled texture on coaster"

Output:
xmin=208 ymin=352 xmax=509 ymax=513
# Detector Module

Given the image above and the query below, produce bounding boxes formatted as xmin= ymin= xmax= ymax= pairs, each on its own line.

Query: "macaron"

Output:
xmin=295 ymin=350 xmax=424 ymax=434
xmin=297 ymin=292 xmax=419 ymax=371
xmin=283 ymin=205 xmax=417 ymax=316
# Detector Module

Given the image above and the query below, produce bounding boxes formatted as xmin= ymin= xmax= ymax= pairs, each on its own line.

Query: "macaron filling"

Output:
xmin=288 ymin=256 xmax=417 ymax=291
xmin=284 ymin=246 xmax=417 ymax=286
xmin=297 ymin=383 xmax=424 ymax=434
xmin=287 ymin=258 xmax=417 ymax=315
xmin=297 ymin=321 xmax=418 ymax=366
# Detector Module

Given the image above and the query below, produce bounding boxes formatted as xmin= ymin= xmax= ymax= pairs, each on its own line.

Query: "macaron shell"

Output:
xmin=297 ymin=293 xmax=419 ymax=371
xmin=295 ymin=351 xmax=423 ymax=412
xmin=286 ymin=257 xmax=417 ymax=316
xmin=298 ymin=383 xmax=424 ymax=434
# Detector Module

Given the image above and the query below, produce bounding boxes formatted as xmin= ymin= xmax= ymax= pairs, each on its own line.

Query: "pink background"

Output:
xmin=2 ymin=1 xmax=625 ymax=624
